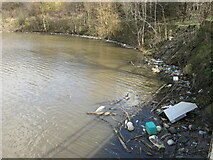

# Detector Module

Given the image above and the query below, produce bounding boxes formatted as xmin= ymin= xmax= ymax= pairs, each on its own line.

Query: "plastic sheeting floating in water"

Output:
xmin=163 ymin=102 xmax=198 ymax=123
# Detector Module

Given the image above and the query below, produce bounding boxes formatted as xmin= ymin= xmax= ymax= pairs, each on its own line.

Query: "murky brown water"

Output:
xmin=2 ymin=32 xmax=161 ymax=158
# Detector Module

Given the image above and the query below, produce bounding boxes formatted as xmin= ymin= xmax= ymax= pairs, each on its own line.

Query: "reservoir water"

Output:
xmin=1 ymin=32 xmax=161 ymax=158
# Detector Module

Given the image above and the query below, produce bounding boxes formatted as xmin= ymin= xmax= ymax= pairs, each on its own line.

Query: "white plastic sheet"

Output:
xmin=163 ymin=102 xmax=198 ymax=123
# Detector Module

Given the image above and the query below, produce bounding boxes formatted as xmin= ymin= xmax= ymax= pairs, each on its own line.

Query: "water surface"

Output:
xmin=2 ymin=32 xmax=161 ymax=158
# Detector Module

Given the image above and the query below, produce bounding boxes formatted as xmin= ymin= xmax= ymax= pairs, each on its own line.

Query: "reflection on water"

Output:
xmin=2 ymin=32 xmax=161 ymax=158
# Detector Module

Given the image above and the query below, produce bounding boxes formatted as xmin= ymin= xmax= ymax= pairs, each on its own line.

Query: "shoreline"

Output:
xmin=89 ymin=35 xmax=212 ymax=158
xmin=1 ymin=30 xmax=137 ymax=50
xmin=92 ymin=63 xmax=212 ymax=158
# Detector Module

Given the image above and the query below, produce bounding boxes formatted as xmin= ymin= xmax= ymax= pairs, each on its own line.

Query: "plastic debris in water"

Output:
xmin=198 ymin=89 xmax=203 ymax=93
xmin=181 ymin=125 xmax=188 ymax=130
xmin=187 ymin=91 xmax=192 ymax=94
xmin=167 ymin=139 xmax=175 ymax=146
xmin=146 ymin=122 xmax=157 ymax=135
xmin=163 ymin=123 xmax=170 ymax=128
xmin=188 ymin=124 xmax=194 ymax=130
xmin=162 ymin=105 xmax=171 ymax=109
xmin=124 ymin=119 xmax=128 ymax=129
xmin=167 ymin=84 xmax=172 ymax=87
xmin=152 ymin=67 xmax=161 ymax=73
xmin=149 ymin=135 xmax=165 ymax=149
xmin=95 ymin=106 xmax=105 ymax=112
xmin=156 ymin=126 xmax=162 ymax=132
xmin=198 ymin=131 xmax=207 ymax=135
xmin=173 ymin=76 xmax=179 ymax=82
xmin=127 ymin=121 xmax=135 ymax=131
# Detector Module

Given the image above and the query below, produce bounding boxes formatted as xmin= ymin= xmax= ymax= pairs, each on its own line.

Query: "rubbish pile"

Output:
xmin=88 ymin=94 xmax=212 ymax=158
xmin=88 ymin=58 xmax=212 ymax=158
xmin=147 ymin=58 xmax=182 ymax=77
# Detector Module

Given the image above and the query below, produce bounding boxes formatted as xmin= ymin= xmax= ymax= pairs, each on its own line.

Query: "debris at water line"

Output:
xmin=86 ymin=80 xmax=211 ymax=158
xmin=167 ymin=84 xmax=172 ymax=87
xmin=173 ymin=76 xmax=179 ymax=82
xmin=163 ymin=123 xmax=170 ymax=128
xmin=95 ymin=106 xmax=106 ymax=112
xmin=152 ymin=67 xmax=161 ymax=73
xmin=146 ymin=122 xmax=157 ymax=135
xmin=149 ymin=135 xmax=165 ymax=149
xmin=199 ymin=131 xmax=207 ymax=135
xmin=90 ymin=102 xmax=212 ymax=158
xmin=156 ymin=126 xmax=162 ymax=132
xmin=87 ymin=112 xmax=117 ymax=116
xmin=126 ymin=121 xmax=135 ymax=131
xmin=167 ymin=139 xmax=175 ymax=146
xmin=144 ymin=58 xmax=183 ymax=79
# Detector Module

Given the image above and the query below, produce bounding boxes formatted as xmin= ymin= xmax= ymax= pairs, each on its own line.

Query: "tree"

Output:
xmin=94 ymin=2 xmax=121 ymax=39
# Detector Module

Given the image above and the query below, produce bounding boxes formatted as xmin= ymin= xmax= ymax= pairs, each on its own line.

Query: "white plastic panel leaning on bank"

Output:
xmin=163 ymin=102 xmax=198 ymax=123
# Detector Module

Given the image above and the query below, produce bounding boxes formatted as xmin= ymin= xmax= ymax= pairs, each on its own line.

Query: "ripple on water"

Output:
xmin=2 ymin=32 xmax=162 ymax=158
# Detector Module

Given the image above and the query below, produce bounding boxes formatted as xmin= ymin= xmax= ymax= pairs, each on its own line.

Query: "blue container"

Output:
xmin=145 ymin=122 xmax=157 ymax=135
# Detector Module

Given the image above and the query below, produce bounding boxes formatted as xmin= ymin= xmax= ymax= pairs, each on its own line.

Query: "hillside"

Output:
xmin=153 ymin=21 xmax=212 ymax=113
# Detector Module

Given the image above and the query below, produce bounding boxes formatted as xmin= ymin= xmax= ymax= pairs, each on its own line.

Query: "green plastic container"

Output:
xmin=145 ymin=122 xmax=157 ymax=135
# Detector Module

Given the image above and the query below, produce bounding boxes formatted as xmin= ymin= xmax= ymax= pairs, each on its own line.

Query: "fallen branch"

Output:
xmin=123 ymin=110 xmax=131 ymax=121
xmin=140 ymin=83 xmax=167 ymax=107
xmin=130 ymin=61 xmax=135 ymax=66
xmin=141 ymin=139 xmax=153 ymax=150
xmin=110 ymin=99 xmax=123 ymax=105
xmin=151 ymin=83 xmax=178 ymax=112
xmin=110 ymin=116 xmax=123 ymax=126
xmin=112 ymin=127 xmax=131 ymax=153
xmin=126 ymin=134 xmax=145 ymax=143
xmin=140 ymin=147 xmax=153 ymax=156
xmin=87 ymin=112 xmax=117 ymax=116
xmin=98 ymin=117 xmax=131 ymax=153
xmin=152 ymin=83 xmax=167 ymax=97
xmin=110 ymin=93 xmax=129 ymax=105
